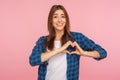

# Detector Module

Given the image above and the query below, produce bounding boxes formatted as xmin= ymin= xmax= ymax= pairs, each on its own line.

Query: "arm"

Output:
xmin=29 ymin=36 xmax=46 ymax=66
xmin=41 ymin=41 xmax=73 ymax=62
xmin=72 ymin=41 xmax=101 ymax=58
xmin=82 ymin=50 xmax=100 ymax=58
xmin=29 ymin=37 xmax=72 ymax=66
xmin=77 ymin=33 xmax=107 ymax=60
xmin=41 ymin=49 xmax=60 ymax=62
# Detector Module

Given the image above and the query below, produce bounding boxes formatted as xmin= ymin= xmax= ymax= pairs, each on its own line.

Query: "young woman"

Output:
xmin=29 ymin=5 xmax=107 ymax=80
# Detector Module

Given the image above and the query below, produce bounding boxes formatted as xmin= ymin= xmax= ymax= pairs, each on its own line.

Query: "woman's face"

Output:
xmin=52 ymin=9 xmax=66 ymax=31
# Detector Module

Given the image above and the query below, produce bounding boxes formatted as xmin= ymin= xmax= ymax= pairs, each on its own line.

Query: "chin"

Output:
xmin=56 ymin=27 xmax=65 ymax=31
xmin=56 ymin=28 xmax=64 ymax=31
xmin=54 ymin=25 xmax=65 ymax=31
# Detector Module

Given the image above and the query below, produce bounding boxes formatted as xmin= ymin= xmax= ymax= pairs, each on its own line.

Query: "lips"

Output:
xmin=53 ymin=22 xmax=66 ymax=30
xmin=56 ymin=23 xmax=65 ymax=27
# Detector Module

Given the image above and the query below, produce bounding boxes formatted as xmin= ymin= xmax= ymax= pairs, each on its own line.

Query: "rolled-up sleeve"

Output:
xmin=78 ymin=33 xmax=107 ymax=60
xmin=29 ymin=36 xmax=46 ymax=66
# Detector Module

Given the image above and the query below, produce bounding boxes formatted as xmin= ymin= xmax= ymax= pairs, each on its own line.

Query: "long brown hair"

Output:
xmin=44 ymin=5 xmax=74 ymax=50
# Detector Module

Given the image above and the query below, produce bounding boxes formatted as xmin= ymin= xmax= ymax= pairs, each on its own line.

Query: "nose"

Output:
xmin=58 ymin=17 xmax=62 ymax=22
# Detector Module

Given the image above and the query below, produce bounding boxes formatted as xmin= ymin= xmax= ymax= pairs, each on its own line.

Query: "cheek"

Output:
xmin=52 ymin=19 xmax=57 ymax=24
xmin=52 ymin=19 xmax=55 ymax=24
xmin=63 ymin=19 xmax=66 ymax=23
xmin=52 ymin=21 xmax=57 ymax=27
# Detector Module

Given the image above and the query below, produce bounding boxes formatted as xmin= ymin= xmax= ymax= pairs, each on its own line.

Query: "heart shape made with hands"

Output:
xmin=64 ymin=41 xmax=84 ymax=55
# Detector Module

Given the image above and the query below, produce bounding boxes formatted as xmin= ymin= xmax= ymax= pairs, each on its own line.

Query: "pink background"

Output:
xmin=0 ymin=0 xmax=120 ymax=80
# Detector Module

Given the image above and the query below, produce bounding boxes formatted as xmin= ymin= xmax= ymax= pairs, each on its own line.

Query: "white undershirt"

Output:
xmin=45 ymin=41 xmax=67 ymax=80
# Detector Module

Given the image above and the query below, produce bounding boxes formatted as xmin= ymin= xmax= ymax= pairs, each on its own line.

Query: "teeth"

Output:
xmin=57 ymin=24 xmax=62 ymax=26
xmin=58 ymin=24 xmax=62 ymax=26
xmin=57 ymin=23 xmax=63 ymax=25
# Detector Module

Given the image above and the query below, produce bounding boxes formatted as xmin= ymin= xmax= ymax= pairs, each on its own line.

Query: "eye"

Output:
xmin=61 ymin=15 xmax=65 ymax=18
xmin=53 ymin=16 xmax=58 ymax=18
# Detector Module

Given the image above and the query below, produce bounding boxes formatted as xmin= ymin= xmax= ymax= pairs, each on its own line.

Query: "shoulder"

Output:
xmin=70 ymin=31 xmax=89 ymax=41
xmin=70 ymin=31 xmax=84 ymax=37
xmin=36 ymin=35 xmax=48 ymax=44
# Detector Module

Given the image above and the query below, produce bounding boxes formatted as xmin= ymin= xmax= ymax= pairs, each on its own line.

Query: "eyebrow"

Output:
xmin=53 ymin=13 xmax=65 ymax=15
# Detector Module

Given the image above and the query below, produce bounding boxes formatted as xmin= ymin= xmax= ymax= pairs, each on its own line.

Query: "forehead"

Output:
xmin=54 ymin=9 xmax=65 ymax=15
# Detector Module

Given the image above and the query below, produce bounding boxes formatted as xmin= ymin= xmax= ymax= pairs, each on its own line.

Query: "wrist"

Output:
xmin=81 ymin=51 xmax=88 ymax=56
xmin=57 ymin=47 xmax=64 ymax=53
xmin=54 ymin=48 xmax=61 ymax=54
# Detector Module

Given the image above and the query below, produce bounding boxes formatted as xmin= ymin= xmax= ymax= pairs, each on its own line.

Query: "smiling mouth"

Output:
xmin=56 ymin=23 xmax=64 ymax=27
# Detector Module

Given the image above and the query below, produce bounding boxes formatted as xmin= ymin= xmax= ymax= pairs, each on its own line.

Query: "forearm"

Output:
xmin=41 ymin=49 xmax=61 ymax=62
xmin=82 ymin=50 xmax=101 ymax=58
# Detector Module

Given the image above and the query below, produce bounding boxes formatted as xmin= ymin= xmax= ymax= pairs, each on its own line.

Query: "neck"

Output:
xmin=55 ymin=30 xmax=64 ymax=40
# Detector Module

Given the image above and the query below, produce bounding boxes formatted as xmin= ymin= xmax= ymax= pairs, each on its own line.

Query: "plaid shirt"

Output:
xmin=29 ymin=31 xmax=107 ymax=80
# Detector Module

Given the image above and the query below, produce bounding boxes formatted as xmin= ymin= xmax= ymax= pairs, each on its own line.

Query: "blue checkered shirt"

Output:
xmin=29 ymin=31 xmax=107 ymax=80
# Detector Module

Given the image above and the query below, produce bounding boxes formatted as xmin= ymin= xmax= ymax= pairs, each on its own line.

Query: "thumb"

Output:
xmin=62 ymin=50 xmax=71 ymax=54
xmin=70 ymin=51 xmax=76 ymax=54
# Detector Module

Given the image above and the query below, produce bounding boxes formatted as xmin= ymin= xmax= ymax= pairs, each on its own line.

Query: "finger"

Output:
xmin=72 ymin=41 xmax=78 ymax=47
xmin=62 ymin=50 xmax=70 ymax=54
xmin=66 ymin=50 xmax=71 ymax=54
xmin=73 ymin=42 xmax=83 ymax=52
xmin=67 ymin=52 xmax=73 ymax=54
xmin=67 ymin=41 xmax=75 ymax=47
xmin=71 ymin=51 xmax=81 ymax=55
xmin=73 ymin=42 xmax=78 ymax=47
xmin=71 ymin=43 xmax=75 ymax=47
xmin=67 ymin=40 xmax=71 ymax=44
xmin=61 ymin=41 xmax=72 ymax=50
xmin=66 ymin=41 xmax=72 ymax=46
xmin=71 ymin=51 xmax=76 ymax=54
xmin=69 ymin=51 xmax=77 ymax=54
